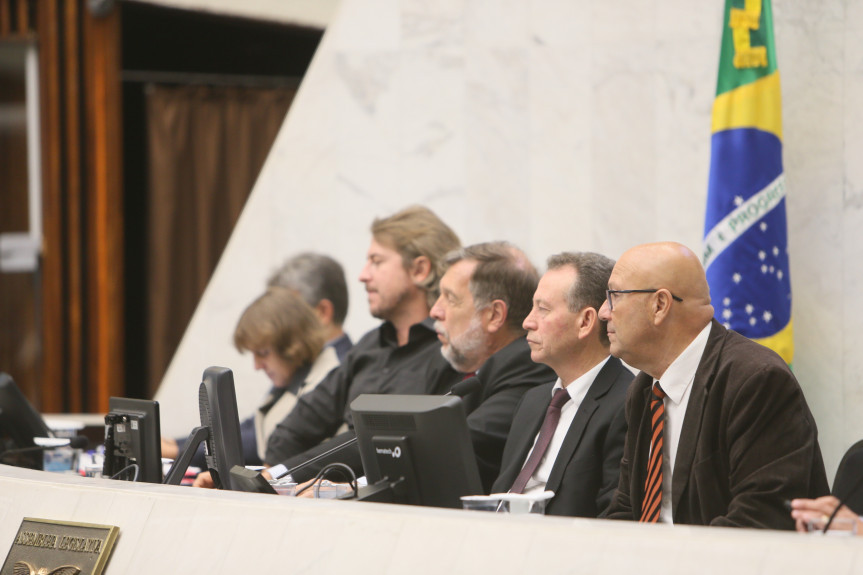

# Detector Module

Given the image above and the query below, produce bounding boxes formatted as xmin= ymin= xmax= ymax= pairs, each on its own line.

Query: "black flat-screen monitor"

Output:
xmin=351 ymin=394 xmax=483 ymax=509
xmin=164 ymin=366 xmax=244 ymax=490
xmin=0 ymin=373 xmax=53 ymax=470
xmin=103 ymin=397 xmax=163 ymax=483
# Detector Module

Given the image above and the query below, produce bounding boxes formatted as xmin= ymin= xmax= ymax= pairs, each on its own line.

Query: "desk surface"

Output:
xmin=0 ymin=464 xmax=859 ymax=574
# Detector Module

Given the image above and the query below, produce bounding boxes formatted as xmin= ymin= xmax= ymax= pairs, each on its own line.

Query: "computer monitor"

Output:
xmin=103 ymin=397 xmax=163 ymax=483
xmin=164 ymin=366 xmax=244 ymax=490
xmin=351 ymin=394 xmax=484 ymax=509
xmin=0 ymin=373 xmax=53 ymax=470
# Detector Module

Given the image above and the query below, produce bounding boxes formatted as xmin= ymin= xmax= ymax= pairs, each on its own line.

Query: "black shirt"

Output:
xmin=265 ymin=317 xmax=460 ymax=468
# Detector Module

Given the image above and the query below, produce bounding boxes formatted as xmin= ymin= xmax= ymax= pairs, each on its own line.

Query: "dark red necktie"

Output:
xmin=509 ymin=388 xmax=570 ymax=494
xmin=640 ymin=382 xmax=666 ymax=522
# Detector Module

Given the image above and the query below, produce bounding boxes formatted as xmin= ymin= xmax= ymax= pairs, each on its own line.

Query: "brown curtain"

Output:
xmin=146 ymin=84 xmax=293 ymax=396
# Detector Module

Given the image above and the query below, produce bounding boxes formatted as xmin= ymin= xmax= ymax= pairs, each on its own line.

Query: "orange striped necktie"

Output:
xmin=640 ymin=382 xmax=666 ymax=523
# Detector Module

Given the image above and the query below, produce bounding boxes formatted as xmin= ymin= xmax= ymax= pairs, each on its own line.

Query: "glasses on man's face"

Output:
xmin=605 ymin=289 xmax=683 ymax=311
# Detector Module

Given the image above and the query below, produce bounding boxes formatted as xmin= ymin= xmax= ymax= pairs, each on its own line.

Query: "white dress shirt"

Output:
xmin=522 ymin=357 xmax=610 ymax=495
xmin=655 ymin=322 xmax=711 ymax=523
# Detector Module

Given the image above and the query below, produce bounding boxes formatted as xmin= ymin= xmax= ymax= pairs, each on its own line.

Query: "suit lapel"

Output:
xmin=671 ymin=320 xmax=724 ymax=518
xmin=629 ymin=376 xmax=653 ymax=515
xmin=545 ymin=358 xmax=619 ymax=492
xmin=516 ymin=394 xmax=549 ymax=457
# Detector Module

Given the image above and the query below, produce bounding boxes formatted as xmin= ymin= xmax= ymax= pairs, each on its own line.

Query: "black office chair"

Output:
xmin=832 ymin=439 xmax=863 ymax=514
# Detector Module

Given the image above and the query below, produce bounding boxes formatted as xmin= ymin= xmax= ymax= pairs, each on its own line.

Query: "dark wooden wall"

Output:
xmin=2 ymin=1 xmax=321 ymax=413
xmin=1 ymin=0 xmax=123 ymax=412
xmin=0 ymin=4 xmax=40 ymax=407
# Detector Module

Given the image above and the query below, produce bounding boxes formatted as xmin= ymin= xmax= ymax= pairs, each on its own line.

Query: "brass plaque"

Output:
xmin=1 ymin=518 xmax=118 ymax=575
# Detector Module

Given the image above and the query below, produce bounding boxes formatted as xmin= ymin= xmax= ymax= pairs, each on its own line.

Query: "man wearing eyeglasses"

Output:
xmin=600 ymin=241 xmax=828 ymax=529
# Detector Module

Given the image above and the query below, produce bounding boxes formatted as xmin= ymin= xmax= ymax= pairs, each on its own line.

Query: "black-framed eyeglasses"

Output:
xmin=605 ymin=289 xmax=683 ymax=311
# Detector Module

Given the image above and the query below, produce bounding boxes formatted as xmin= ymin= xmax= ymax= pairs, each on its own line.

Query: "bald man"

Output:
xmin=600 ymin=242 xmax=828 ymax=529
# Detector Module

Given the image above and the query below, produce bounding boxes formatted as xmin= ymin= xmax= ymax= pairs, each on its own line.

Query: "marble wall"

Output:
xmin=155 ymin=0 xmax=863 ymax=481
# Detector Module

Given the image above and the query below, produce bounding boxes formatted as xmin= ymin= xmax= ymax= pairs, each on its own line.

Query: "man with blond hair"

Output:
xmin=262 ymin=206 xmax=463 ymax=482
xmin=601 ymin=242 xmax=828 ymax=528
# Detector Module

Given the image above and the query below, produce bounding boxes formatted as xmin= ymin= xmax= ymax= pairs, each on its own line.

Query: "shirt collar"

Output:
xmin=326 ymin=333 xmax=352 ymax=358
xmin=552 ymin=355 xmax=611 ymax=405
xmin=378 ymin=317 xmax=437 ymax=347
xmin=656 ymin=322 xmax=711 ymax=405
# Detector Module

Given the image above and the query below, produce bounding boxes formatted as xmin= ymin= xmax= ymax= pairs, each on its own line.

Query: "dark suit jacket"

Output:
xmin=491 ymin=356 xmax=633 ymax=517
xmin=606 ymin=320 xmax=829 ymax=529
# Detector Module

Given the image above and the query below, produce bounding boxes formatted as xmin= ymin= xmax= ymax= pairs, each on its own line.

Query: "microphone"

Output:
xmin=0 ymin=435 xmax=89 ymax=463
xmin=446 ymin=376 xmax=481 ymax=398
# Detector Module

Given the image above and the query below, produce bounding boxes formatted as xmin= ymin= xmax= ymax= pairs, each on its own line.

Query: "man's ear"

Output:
xmin=485 ymin=300 xmax=508 ymax=333
xmin=314 ymin=299 xmax=335 ymax=327
xmin=652 ymin=290 xmax=675 ymax=325
xmin=577 ymin=307 xmax=598 ymax=339
xmin=410 ymin=255 xmax=432 ymax=285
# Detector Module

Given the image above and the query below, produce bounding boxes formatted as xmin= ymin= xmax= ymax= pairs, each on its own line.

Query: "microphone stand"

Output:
xmin=273 ymin=435 xmax=358 ymax=480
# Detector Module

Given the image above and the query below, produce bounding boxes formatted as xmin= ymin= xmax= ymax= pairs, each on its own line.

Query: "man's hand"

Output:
xmin=295 ymin=478 xmax=320 ymax=499
xmin=193 ymin=470 xmax=216 ymax=489
xmin=161 ymin=438 xmax=179 ymax=459
xmin=791 ymin=495 xmax=861 ymax=533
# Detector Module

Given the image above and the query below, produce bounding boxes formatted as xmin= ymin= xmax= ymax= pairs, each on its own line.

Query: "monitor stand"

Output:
xmin=163 ymin=426 xmax=208 ymax=485
xmin=342 ymin=476 xmax=407 ymax=503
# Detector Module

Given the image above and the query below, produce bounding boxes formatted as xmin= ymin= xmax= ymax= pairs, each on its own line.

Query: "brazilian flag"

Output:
xmin=703 ymin=0 xmax=792 ymax=364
